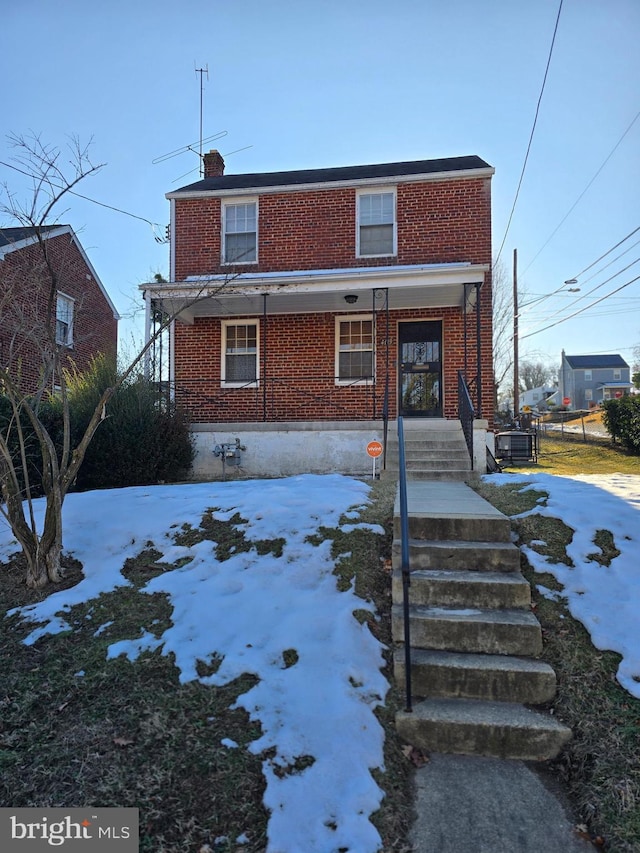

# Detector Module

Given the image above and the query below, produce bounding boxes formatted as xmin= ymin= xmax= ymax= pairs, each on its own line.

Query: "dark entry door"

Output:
xmin=398 ymin=321 xmax=442 ymax=417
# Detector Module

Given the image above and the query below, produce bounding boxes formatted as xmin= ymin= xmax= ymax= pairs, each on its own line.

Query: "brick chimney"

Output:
xmin=203 ymin=149 xmax=225 ymax=178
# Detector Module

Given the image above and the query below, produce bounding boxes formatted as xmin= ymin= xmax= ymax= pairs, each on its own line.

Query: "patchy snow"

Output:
xmin=2 ymin=474 xmax=389 ymax=853
xmin=485 ymin=472 xmax=640 ymax=699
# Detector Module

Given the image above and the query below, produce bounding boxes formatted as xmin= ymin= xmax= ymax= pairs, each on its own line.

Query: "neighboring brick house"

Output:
xmin=144 ymin=151 xmax=495 ymax=476
xmin=559 ymin=351 xmax=632 ymax=410
xmin=0 ymin=225 xmax=119 ymax=392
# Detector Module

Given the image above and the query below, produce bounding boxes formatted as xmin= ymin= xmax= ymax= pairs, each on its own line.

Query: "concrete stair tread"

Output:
xmin=394 ymin=647 xmax=555 ymax=676
xmin=395 ymin=567 xmax=529 ymax=585
xmin=392 ymin=568 xmax=531 ymax=610
xmin=392 ymin=604 xmax=542 ymax=656
xmin=393 ymin=648 xmax=556 ymax=704
xmin=392 ymin=538 xmax=521 ymax=573
xmin=397 ymin=604 xmax=539 ymax=626
xmin=396 ymin=697 xmax=571 ymax=760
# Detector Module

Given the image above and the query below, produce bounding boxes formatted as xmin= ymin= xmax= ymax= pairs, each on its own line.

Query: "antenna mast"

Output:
xmin=195 ymin=63 xmax=209 ymax=176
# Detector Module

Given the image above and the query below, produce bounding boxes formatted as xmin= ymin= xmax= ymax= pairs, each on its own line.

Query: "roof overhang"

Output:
xmin=141 ymin=263 xmax=488 ymax=324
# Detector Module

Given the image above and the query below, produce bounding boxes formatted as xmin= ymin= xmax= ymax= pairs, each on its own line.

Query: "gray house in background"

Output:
xmin=559 ymin=351 xmax=632 ymax=410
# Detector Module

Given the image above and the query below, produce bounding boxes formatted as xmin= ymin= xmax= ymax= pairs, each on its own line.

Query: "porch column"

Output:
xmin=262 ymin=293 xmax=268 ymax=421
xmin=475 ymin=281 xmax=482 ymax=418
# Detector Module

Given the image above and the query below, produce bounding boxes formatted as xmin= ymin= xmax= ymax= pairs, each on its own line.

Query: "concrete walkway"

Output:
xmin=409 ymin=754 xmax=595 ymax=852
xmin=396 ymin=481 xmax=595 ymax=851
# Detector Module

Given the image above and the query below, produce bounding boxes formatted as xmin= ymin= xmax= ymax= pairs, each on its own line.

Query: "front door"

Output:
xmin=398 ymin=321 xmax=443 ymax=417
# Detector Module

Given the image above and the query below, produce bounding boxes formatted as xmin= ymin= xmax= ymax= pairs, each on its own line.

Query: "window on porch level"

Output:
xmin=336 ymin=316 xmax=374 ymax=383
xmin=222 ymin=321 xmax=258 ymax=385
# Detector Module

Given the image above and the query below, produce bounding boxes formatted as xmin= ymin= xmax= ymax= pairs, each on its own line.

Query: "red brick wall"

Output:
xmin=175 ymin=304 xmax=493 ymax=423
xmin=173 ymin=177 xmax=492 ymax=279
xmin=171 ymin=172 xmax=494 ymax=422
xmin=0 ymin=232 xmax=118 ymax=392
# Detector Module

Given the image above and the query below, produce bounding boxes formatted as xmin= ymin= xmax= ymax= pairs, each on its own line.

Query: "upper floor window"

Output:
xmin=223 ymin=201 xmax=257 ymax=264
xmin=222 ymin=321 xmax=258 ymax=385
xmin=357 ymin=190 xmax=396 ymax=257
xmin=584 ymin=370 xmax=592 ymax=381
xmin=336 ymin=316 xmax=374 ymax=383
xmin=613 ymin=369 xmax=621 ymax=380
xmin=55 ymin=293 xmax=74 ymax=346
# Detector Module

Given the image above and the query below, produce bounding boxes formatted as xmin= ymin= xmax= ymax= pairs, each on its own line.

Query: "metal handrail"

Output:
xmin=458 ymin=370 xmax=475 ymax=470
xmin=397 ymin=416 xmax=412 ymax=713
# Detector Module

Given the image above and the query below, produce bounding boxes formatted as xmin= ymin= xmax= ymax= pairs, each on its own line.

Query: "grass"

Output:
xmin=476 ymin=433 xmax=640 ymax=853
xmin=502 ymin=413 xmax=640 ymax=476
xmin=0 ymin=476 xmax=411 ymax=852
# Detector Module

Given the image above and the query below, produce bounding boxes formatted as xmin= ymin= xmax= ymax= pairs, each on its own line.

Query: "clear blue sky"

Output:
xmin=2 ymin=0 xmax=639 ymax=371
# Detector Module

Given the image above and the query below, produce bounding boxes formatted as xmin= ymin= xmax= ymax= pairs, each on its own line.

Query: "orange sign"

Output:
xmin=367 ymin=440 xmax=383 ymax=458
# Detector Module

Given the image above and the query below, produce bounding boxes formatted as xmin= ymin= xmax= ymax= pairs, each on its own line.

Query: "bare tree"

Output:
xmin=0 ymin=134 xmax=227 ymax=588
xmin=518 ymin=359 xmax=554 ymax=392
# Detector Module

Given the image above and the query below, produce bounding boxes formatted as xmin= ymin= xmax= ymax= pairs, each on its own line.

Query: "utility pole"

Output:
xmin=513 ymin=248 xmax=519 ymax=420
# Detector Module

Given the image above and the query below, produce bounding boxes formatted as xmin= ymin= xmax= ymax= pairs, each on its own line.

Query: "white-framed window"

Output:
xmin=584 ymin=369 xmax=592 ymax=381
xmin=223 ymin=200 xmax=257 ymax=264
xmin=335 ymin=315 xmax=374 ymax=383
xmin=613 ymin=368 xmax=621 ymax=380
xmin=55 ymin=292 xmax=74 ymax=346
xmin=585 ymin=388 xmax=593 ymax=401
xmin=221 ymin=321 xmax=259 ymax=386
xmin=356 ymin=189 xmax=396 ymax=257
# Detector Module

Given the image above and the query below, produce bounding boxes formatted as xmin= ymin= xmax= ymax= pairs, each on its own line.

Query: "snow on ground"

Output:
xmin=1 ymin=474 xmax=389 ymax=853
xmin=484 ymin=472 xmax=640 ymax=699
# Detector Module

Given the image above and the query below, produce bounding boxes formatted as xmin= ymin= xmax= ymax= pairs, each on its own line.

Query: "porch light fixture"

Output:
xmin=344 ymin=294 xmax=358 ymax=304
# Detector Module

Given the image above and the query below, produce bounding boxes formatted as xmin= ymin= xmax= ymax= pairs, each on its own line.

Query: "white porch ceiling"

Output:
xmin=143 ymin=263 xmax=488 ymax=324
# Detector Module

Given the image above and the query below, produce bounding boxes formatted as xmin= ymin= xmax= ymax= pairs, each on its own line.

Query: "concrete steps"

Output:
xmin=385 ymin=420 xmax=472 ymax=481
xmin=393 ymin=480 xmax=571 ymax=761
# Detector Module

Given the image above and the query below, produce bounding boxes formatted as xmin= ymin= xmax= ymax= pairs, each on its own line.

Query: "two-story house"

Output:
xmin=559 ymin=351 xmax=632 ymax=410
xmin=143 ymin=151 xmax=495 ymax=478
xmin=0 ymin=225 xmax=119 ymax=392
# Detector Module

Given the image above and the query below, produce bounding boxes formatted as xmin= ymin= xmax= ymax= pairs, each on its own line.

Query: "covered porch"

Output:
xmin=142 ymin=261 xmax=492 ymax=478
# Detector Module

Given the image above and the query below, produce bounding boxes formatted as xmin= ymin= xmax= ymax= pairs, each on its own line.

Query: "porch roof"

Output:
xmin=143 ymin=262 xmax=488 ymax=323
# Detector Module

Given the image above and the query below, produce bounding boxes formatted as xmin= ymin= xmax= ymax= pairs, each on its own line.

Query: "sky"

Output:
xmin=1 ymin=0 xmax=639 ymax=371
xmin=2 ymin=471 xmax=639 ymax=850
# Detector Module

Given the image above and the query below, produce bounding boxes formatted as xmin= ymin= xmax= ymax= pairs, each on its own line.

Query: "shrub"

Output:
xmin=602 ymin=396 xmax=640 ymax=454
xmin=53 ymin=355 xmax=194 ymax=490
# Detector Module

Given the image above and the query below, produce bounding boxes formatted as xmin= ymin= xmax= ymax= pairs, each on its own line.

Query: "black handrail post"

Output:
xmin=397 ymin=416 xmax=412 ymax=713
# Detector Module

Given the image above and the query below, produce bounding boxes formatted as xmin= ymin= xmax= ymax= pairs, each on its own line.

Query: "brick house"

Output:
xmin=559 ymin=351 xmax=632 ymax=410
xmin=0 ymin=225 xmax=119 ymax=392
xmin=144 ymin=152 xmax=495 ymax=477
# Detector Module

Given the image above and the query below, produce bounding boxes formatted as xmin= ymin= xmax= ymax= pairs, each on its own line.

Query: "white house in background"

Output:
xmin=520 ymin=385 xmax=557 ymax=411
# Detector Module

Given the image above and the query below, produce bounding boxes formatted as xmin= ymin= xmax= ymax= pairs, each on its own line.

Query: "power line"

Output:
xmin=568 ymin=225 xmax=640 ymax=281
xmin=521 ymin=110 xmax=640 ymax=275
xmin=0 ymin=159 xmax=167 ymax=238
xmin=495 ymin=0 xmax=564 ymax=266
xmin=522 ymin=273 xmax=640 ymax=339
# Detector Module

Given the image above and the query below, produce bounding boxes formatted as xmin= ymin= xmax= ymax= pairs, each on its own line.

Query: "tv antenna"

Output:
xmin=152 ymin=64 xmax=253 ymax=183
xmin=195 ymin=63 xmax=208 ymax=175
